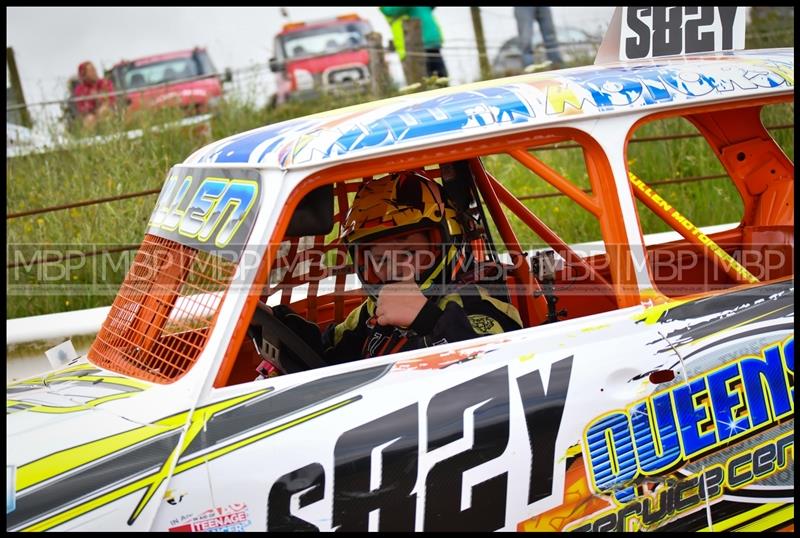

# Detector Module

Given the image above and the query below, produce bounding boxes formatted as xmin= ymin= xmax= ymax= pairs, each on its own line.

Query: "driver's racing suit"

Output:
xmin=271 ymin=283 xmax=522 ymax=366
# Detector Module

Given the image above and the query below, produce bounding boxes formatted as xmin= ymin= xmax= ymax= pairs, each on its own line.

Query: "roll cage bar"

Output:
xmin=215 ymin=95 xmax=793 ymax=387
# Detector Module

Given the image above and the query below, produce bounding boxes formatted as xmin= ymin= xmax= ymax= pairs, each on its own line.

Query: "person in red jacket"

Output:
xmin=73 ymin=61 xmax=116 ymax=129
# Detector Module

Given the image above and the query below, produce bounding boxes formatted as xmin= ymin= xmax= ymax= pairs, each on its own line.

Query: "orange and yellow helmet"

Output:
xmin=342 ymin=171 xmax=463 ymax=297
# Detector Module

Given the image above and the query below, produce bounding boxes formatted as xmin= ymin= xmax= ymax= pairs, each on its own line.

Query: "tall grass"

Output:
xmin=6 ymin=89 xmax=794 ymax=318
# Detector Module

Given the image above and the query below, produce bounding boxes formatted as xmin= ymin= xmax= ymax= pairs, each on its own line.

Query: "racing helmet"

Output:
xmin=341 ymin=171 xmax=463 ymax=298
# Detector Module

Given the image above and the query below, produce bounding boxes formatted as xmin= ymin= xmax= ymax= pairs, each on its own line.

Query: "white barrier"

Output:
xmin=6 ymin=291 xmax=223 ymax=346
xmin=6 ymin=305 xmax=111 ymax=346
xmin=7 ymin=114 xmax=212 ymax=159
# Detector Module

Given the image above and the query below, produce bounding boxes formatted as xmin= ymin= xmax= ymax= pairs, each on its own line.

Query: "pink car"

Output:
xmin=107 ymin=47 xmax=231 ymax=115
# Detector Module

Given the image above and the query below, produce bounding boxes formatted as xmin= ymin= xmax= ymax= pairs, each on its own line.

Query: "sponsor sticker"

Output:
xmin=168 ymin=503 xmax=251 ymax=532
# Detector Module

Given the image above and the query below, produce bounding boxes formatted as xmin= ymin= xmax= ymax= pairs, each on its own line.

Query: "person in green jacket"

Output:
xmin=380 ymin=6 xmax=448 ymax=78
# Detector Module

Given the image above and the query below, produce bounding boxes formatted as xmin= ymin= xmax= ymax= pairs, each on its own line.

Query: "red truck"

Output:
xmin=268 ymin=14 xmax=373 ymax=105
xmin=107 ymin=47 xmax=231 ymax=115
xmin=65 ymin=47 xmax=230 ymax=126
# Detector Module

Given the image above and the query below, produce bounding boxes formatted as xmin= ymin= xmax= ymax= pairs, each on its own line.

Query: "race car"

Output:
xmin=7 ymin=8 xmax=793 ymax=532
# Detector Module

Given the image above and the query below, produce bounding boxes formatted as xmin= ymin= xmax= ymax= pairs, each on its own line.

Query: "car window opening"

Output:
xmin=220 ymin=131 xmax=641 ymax=387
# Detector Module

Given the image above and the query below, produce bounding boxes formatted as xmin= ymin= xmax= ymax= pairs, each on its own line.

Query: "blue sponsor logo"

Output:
xmin=584 ymin=335 xmax=794 ymax=502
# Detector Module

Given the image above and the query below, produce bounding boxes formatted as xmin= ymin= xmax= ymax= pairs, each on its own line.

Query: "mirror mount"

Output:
xmin=268 ymin=57 xmax=285 ymax=73
xmin=284 ymin=184 xmax=334 ymax=237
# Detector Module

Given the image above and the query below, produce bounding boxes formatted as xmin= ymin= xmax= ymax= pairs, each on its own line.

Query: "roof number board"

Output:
xmin=596 ymin=7 xmax=746 ymax=64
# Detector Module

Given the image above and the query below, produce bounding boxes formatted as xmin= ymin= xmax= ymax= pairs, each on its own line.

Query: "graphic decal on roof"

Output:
xmin=184 ymin=52 xmax=793 ymax=169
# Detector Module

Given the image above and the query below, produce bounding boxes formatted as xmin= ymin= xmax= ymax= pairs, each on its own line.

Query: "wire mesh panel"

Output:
xmin=267 ymin=180 xmax=361 ymax=321
xmin=89 ymin=233 xmax=237 ymax=383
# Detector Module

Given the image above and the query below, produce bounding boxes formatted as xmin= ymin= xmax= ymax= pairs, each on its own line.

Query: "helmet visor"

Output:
xmin=352 ymin=227 xmax=442 ymax=286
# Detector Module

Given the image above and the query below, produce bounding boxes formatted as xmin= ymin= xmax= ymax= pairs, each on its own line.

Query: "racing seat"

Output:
xmin=440 ymin=160 xmax=513 ymax=305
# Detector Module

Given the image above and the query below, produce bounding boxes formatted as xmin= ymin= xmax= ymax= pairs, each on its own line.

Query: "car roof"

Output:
xmin=114 ymin=49 xmax=201 ymax=68
xmin=184 ymin=48 xmax=793 ymax=171
xmin=277 ymin=15 xmax=368 ymax=36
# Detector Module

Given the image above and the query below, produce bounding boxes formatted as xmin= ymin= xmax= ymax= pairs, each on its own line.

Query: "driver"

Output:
xmin=260 ymin=170 xmax=522 ymax=375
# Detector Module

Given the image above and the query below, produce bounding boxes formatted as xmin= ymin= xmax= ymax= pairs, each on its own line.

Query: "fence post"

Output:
xmin=366 ymin=32 xmax=391 ymax=97
xmin=7 ymin=46 xmax=33 ymax=128
xmin=402 ymin=18 xmax=425 ymax=84
xmin=470 ymin=7 xmax=492 ymax=81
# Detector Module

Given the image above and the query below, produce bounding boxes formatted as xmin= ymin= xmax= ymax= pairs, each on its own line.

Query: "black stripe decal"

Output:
xmin=7 ymin=430 xmax=182 ymax=531
xmin=182 ymin=364 xmax=391 ymax=457
xmin=652 ymin=505 xmax=713 ymax=532
xmin=46 ymin=368 xmax=104 ymax=380
xmin=724 ymin=487 xmax=795 ymax=500
xmin=681 ymin=323 xmax=795 ymax=363
xmin=9 ymin=364 xmax=391 ymax=530
xmin=656 ymin=500 xmax=774 ymax=532
xmin=7 ymin=403 xmax=34 ymax=412
xmin=651 ymin=280 xmax=793 ymax=325
xmin=8 ymin=386 xmax=44 ymax=394
xmin=727 ymin=503 xmax=788 ymax=532
xmin=660 ymin=300 xmax=793 ymax=351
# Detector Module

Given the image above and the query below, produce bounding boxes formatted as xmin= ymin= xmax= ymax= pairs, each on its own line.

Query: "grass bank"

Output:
xmin=6 ymin=88 xmax=794 ymax=318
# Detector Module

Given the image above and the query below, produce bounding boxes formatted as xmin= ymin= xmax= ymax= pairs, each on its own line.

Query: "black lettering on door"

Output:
xmin=267 ymin=463 xmax=325 ymax=532
xmin=424 ymin=366 xmax=510 ymax=532
xmin=517 ymin=355 xmax=574 ymax=504
xmin=332 ymin=404 xmax=418 ymax=531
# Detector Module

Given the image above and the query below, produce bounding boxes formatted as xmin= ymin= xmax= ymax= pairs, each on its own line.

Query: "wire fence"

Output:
xmin=6 ymin=123 xmax=792 ymax=221
xmin=7 ymin=23 xmax=793 ymax=113
xmin=0 ymin=168 xmax=768 ymax=270
xmin=7 ymin=122 xmax=793 ymax=270
xmin=6 ymin=22 xmax=794 ymax=271
xmin=6 ymin=71 xmax=240 ymax=113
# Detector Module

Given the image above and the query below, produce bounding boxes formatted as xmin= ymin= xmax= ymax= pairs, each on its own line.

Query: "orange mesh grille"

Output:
xmin=89 ymin=234 xmax=237 ymax=383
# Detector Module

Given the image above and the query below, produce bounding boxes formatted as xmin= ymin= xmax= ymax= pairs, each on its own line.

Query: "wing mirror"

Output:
xmin=268 ymin=57 xmax=285 ymax=73
xmin=285 ymin=185 xmax=334 ymax=237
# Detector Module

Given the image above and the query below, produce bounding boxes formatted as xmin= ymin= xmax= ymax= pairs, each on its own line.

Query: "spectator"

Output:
xmin=380 ymin=6 xmax=448 ymax=79
xmin=380 ymin=8 xmax=411 ymax=83
xmin=73 ymin=61 xmax=116 ymax=129
xmin=514 ymin=7 xmax=565 ymax=71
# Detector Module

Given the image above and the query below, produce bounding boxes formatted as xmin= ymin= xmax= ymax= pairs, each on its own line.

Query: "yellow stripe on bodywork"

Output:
xmin=16 ymin=390 xmax=268 ymax=493
xmin=21 ymin=390 xmax=354 ymax=532
xmin=632 ymin=298 xmax=690 ymax=325
xmin=736 ymin=504 xmax=794 ymax=532
xmin=17 ymin=413 xmax=184 ymax=493
xmin=7 ymin=392 xmax=141 ymax=415
xmin=697 ymin=503 xmax=790 ymax=532
xmin=126 ymin=390 xmax=272 ymax=523
xmin=18 ymin=389 xmax=270 ymax=531
xmin=172 ymin=396 xmax=358 ymax=477
xmin=45 ymin=374 xmax=151 ymax=390
xmin=8 ymin=365 xmax=100 ymax=387
xmin=7 ymin=373 xmax=151 ymax=415
xmin=11 ymin=368 xmax=151 ymax=392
